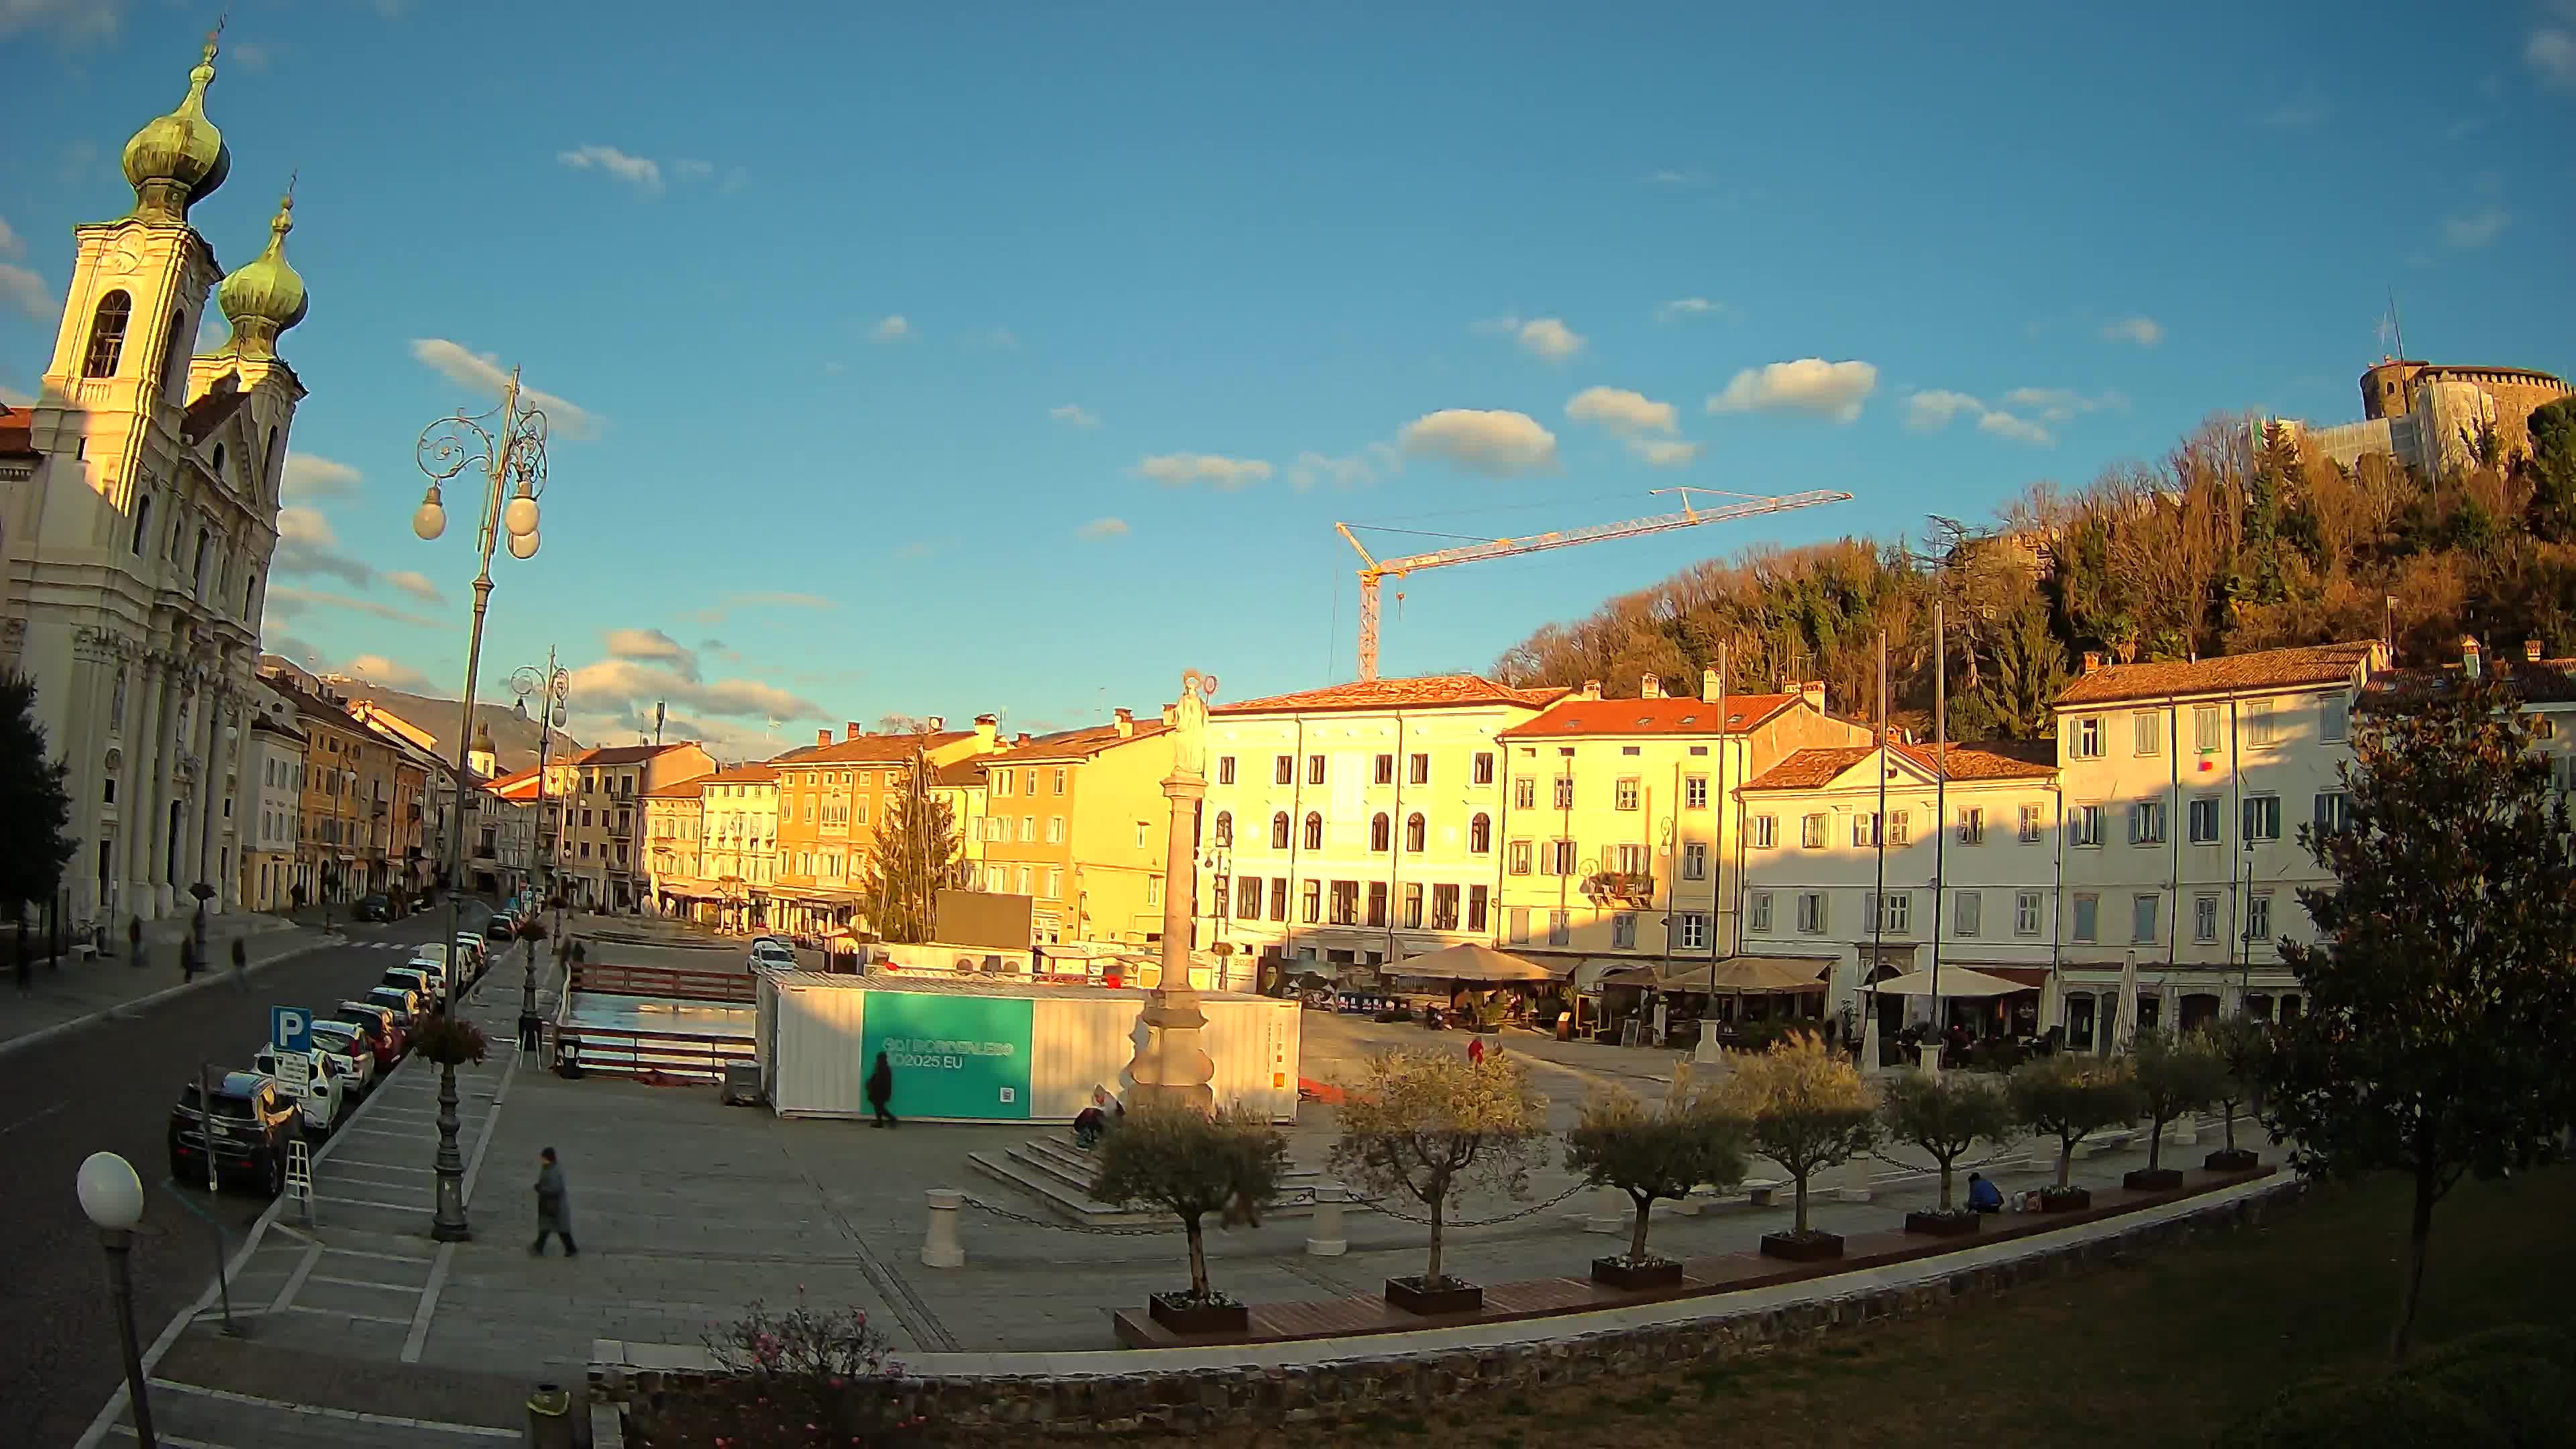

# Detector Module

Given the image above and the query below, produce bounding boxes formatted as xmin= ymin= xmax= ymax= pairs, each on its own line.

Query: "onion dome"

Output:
xmin=215 ymin=188 xmax=308 ymax=358
xmin=121 ymin=31 xmax=231 ymax=222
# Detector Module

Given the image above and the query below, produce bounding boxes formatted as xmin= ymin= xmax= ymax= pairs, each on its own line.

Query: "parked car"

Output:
xmin=364 ymin=984 xmax=423 ymax=1032
xmin=748 ymin=938 xmax=797 ymax=971
xmin=305 ymin=1018 xmax=378 ymax=1096
xmin=451 ymin=934 xmax=488 ymax=981
xmin=167 ymin=1071 xmax=301 ymax=1195
xmin=384 ymin=966 xmax=444 ymax=1009
xmin=252 ymin=1045 xmax=348 ymax=1134
xmin=352 ymin=894 xmax=393 ymax=922
xmin=332 ymin=1001 xmax=406 ymax=1065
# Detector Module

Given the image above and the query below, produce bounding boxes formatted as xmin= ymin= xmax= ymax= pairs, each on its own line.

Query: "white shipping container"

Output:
xmin=762 ymin=971 xmax=874 ymax=1117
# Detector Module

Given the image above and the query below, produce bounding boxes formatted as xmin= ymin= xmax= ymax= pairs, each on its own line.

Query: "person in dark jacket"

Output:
xmin=1966 ymin=1171 xmax=2005 ymax=1214
xmin=126 ymin=914 xmax=142 ymax=964
xmin=866 ymin=1051 xmax=898 ymax=1128
xmin=531 ymin=1147 xmax=576 ymax=1255
xmin=230 ymin=936 xmax=250 ymax=992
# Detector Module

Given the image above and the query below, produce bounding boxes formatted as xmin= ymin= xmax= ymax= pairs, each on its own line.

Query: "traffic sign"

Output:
xmin=272 ymin=1005 xmax=312 ymax=1055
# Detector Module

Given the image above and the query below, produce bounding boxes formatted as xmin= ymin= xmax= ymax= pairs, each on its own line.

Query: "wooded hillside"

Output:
xmin=1491 ymin=398 xmax=2576 ymax=741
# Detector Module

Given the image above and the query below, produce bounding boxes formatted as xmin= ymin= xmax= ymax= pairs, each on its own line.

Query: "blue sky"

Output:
xmin=6 ymin=1 xmax=2573 ymax=758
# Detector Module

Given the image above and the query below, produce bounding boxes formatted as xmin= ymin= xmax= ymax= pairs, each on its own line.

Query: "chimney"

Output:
xmin=1801 ymin=680 xmax=1825 ymax=714
xmin=974 ymin=713 xmax=998 ymax=750
xmin=2527 ymin=639 xmax=2544 ymax=664
xmin=1580 ymin=679 xmax=1603 ymax=701
xmin=1014 ymin=732 xmax=1031 ymax=746
xmin=816 ymin=729 xmax=832 ymax=748
xmin=926 ymin=715 xmax=945 ymax=733
xmin=2461 ymin=635 xmax=2483 ymax=680
xmin=845 ymin=722 xmax=863 ymax=741
xmin=1114 ymin=707 xmax=1136 ymax=738
xmin=2082 ymin=651 xmax=2103 ymax=676
xmin=1641 ymin=675 xmax=1663 ymax=700
xmin=1701 ymin=667 xmax=1720 ymax=703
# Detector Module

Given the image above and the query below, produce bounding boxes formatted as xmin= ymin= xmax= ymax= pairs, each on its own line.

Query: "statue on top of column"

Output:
xmin=1173 ymin=669 xmax=1216 ymax=782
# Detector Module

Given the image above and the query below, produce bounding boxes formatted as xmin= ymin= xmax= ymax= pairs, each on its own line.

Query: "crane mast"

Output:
xmin=1336 ymin=487 xmax=1851 ymax=680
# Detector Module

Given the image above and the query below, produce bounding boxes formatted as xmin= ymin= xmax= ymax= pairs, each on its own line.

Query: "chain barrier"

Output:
xmin=1349 ymin=1181 xmax=1589 ymax=1228
xmin=958 ymin=1180 xmax=1593 ymax=1236
xmin=957 ymin=1195 xmax=1190 ymax=1236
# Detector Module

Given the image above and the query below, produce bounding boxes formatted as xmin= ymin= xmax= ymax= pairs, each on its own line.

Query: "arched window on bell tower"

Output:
xmin=83 ymin=291 xmax=133 ymax=378
xmin=262 ymin=425 xmax=282 ymax=500
xmin=130 ymin=493 xmax=153 ymax=554
xmin=158 ymin=309 xmax=190 ymax=401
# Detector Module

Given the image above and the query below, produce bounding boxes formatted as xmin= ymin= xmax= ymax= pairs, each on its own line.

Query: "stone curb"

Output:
xmin=0 ymin=926 xmax=347 ymax=1063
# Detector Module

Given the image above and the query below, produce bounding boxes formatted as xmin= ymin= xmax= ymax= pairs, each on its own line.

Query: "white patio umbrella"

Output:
xmin=1863 ymin=965 xmax=2025 ymax=998
xmin=2114 ymin=951 xmax=2141 ymax=1057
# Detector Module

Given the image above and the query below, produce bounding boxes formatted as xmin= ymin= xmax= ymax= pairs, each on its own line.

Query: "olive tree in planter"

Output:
xmin=2125 ymin=1028 xmax=2229 ymax=1190
xmin=1876 ymin=1068 xmax=2017 ymax=1236
xmin=1721 ymin=1032 xmax=1879 ymax=1261
xmin=2005 ymin=1054 xmax=2143 ymax=1210
xmin=1562 ymin=1086 xmax=1748 ymax=1289
xmin=1328 ymin=1047 xmax=1546 ymax=1315
xmin=409 ymin=1014 xmax=490 ymax=1240
xmin=2201 ymin=1016 xmax=2269 ymax=1173
xmin=1088 ymin=1102 xmax=1291 ymax=1336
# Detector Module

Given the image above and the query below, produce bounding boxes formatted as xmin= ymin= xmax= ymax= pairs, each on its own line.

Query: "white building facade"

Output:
xmin=0 ymin=36 xmax=311 ymax=929
xmin=238 ymin=682 xmax=305 ymax=912
xmin=1198 ymin=676 xmax=1565 ymax=981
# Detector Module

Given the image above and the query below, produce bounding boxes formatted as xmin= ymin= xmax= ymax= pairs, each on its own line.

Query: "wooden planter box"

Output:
xmin=1466 ymin=1022 xmax=1500 ymax=1035
xmin=2035 ymin=1187 xmax=2093 ymax=1212
xmin=1147 ymin=1292 xmax=1249 ymax=1336
xmin=2204 ymin=1148 xmax=2261 ymax=1173
xmin=2123 ymin=1167 xmax=2185 ymax=1191
xmin=1903 ymin=1210 xmax=1982 ymax=1238
xmin=1383 ymin=1275 xmax=1483 ymax=1315
xmin=1590 ymin=1256 xmax=1685 ymax=1290
xmin=1758 ymin=1230 xmax=1844 ymax=1263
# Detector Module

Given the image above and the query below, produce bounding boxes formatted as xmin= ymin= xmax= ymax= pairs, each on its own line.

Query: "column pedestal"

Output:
xmin=1126 ymin=772 xmax=1215 ymax=1113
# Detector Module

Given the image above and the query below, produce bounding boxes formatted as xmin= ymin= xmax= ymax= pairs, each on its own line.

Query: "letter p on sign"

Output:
xmin=272 ymin=1005 xmax=312 ymax=1055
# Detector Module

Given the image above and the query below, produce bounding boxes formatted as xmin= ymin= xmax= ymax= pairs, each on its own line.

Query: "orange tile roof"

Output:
xmin=2053 ymin=643 xmax=2377 ymax=706
xmin=703 ymin=763 xmax=780 ymax=784
xmin=1214 ymin=674 xmax=1568 ymax=716
xmin=0 ymin=405 xmax=33 ymax=458
xmin=985 ymin=719 xmax=1171 ymax=763
xmin=1499 ymin=692 xmax=1799 ymax=739
xmin=642 ymin=777 xmax=712 ymax=800
xmin=1743 ymin=741 xmax=2056 ymax=792
xmin=784 ymin=731 xmax=972 ymax=767
xmin=931 ymin=758 xmax=988 ymax=787
xmin=486 ymin=766 xmax=542 ymax=800
xmin=578 ymin=743 xmax=695 ymax=766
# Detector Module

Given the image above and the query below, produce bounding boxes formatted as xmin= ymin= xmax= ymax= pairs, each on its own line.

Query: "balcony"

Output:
xmin=1583 ymin=871 xmax=1656 ymax=903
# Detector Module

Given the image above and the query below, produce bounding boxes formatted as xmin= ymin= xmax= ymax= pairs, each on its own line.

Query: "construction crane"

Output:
xmin=1334 ymin=486 xmax=1852 ymax=681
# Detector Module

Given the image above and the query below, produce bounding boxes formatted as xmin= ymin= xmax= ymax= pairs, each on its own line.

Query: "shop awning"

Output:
xmin=1600 ymin=957 xmax=1833 ymax=993
xmin=1866 ymin=965 xmax=2027 ymax=998
xmin=1387 ymin=942 xmax=1555 ymax=983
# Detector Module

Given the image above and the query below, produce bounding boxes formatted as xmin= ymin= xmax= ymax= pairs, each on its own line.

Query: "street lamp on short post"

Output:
xmin=77 ymin=1150 xmax=157 ymax=1448
xmin=413 ymin=366 xmax=551 ymax=1243
xmin=509 ymin=656 xmax=569 ymax=1034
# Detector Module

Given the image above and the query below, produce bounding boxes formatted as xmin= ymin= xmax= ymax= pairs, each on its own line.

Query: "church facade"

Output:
xmin=0 ymin=32 xmax=311 ymax=928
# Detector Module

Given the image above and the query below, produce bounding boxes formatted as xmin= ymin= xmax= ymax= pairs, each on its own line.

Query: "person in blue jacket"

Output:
xmin=1966 ymin=1171 xmax=2005 ymax=1213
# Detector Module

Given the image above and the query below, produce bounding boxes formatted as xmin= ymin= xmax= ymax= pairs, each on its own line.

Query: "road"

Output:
xmin=0 ymin=910 xmax=470 ymax=1448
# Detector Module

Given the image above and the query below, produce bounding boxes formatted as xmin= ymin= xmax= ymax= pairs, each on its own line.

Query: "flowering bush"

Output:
xmin=645 ymin=1295 xmax=922 ymax=1446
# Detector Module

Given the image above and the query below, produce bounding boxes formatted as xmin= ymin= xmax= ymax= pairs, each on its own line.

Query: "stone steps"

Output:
xmin=965 ymin=1133 xmax=1336 ymax=1226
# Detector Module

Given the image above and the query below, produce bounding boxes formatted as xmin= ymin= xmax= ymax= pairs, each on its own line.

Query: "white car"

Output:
xmin=748 ymin=939 xmax=796 ymax=971
xmin=451 ymin=934 xmax=488 ymax=981
xmin=304 ymin=1019 xmax=378 ymax=1097
xmin=252 ymin=1045 xmax=348 ymax=1134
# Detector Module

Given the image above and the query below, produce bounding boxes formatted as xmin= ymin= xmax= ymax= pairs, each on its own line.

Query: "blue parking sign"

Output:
xmin=272 ymin=1005 xmax=312 ymax=1055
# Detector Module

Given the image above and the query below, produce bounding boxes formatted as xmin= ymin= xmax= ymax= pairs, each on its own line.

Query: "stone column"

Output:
xmin=920 ymin=1188 xmax=965 ymax=1268
xmin=1126 ymin=769 xmax=1215 ymax=1112
xmin=136 ymin=661 xmax=178 ymax=917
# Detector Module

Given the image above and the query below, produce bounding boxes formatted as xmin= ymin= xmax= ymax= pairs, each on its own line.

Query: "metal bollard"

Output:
xmin=1304 ymin=1189 xmax=1347 ymax=1256
xmin=920 ymin=1188 xmax=966 ymax=1269
xmin=525 ymin=1382 xmax=574 ymax=1449
xmin=1584 ymin=1185 xmax=1624 ymax=1234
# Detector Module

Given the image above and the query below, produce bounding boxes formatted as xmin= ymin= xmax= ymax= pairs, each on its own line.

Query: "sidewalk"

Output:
xmin=1 ymin=911 xmax=332 ymax=1057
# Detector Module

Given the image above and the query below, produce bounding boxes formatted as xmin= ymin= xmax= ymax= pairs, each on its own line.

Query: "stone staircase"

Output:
xmin=966 ymin=1132 xmax=1339 ymax=1226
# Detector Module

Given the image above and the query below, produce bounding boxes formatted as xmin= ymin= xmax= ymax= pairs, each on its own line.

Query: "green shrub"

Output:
xmin=2212 ymin=1374 xmax=2497 ymax=1449
xmin=2396 ymin=1325 xmax=2576 ymax=1448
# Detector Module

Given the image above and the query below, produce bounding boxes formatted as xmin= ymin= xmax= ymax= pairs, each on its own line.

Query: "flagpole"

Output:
xmin=1869 ymin=628 xmax=1888 ymax=1060
xmin=1931 ymin=599 xmax=1947 ymax=1032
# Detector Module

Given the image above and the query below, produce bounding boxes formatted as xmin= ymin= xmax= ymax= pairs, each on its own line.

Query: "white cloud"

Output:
xmin=1905 ymin=390 xmax=1987 ymax=431
xmin=1629 ymin=439 xmax=1704 ymax=468
xmin=343 ymin=654 xmax=431 ymax=691
xmin=0 ymin=0 xmax=123 ymax=43
xmin=1135 ymin=452 xmax=1273 ymax=490
xmin=565 ymin=657 xmax=824 ymax=724
xmin=272 ymin=506 xmax=375 ymax=589
xmin=280 ymin=450 xmax=362 ymax=501
xmin=382 ymin=570 xmax=444 ymax=605
xmin=409 ymin=339 xmax=603 ymax=440
xmin=604 ymin=627 xmax=699 ymax=681
xmin=0 ymin=261 xmax=56 ymax=322
xmin=556 ymin=144 xmax=662 ymax=193
xmin=1396 ymin=409 xmax=1559 ymax=476
xmin=2441 ymin=206 xmax=2510 ymax=249
xmin=1076 ymin=517 xmax=1129 ymax=541
xmin=0 ymin=216 xmax=20 ymax=256
xmin=1287 ymin=447 xmax=1392 ymax=492
xmin=1644 ymin=170 xmax=1698 ymax=186
xmin=1976 ymin=410 xmax=2054 ymax=446
xmin=1515 ymin=317 xmax=1585 ymax=362
xmin=673 ymin=158 xmax=715 ymax=183
xmin=2532 ymin=28 xmax=2576 ymax=88
xmin=1998 ymin=386 xmax=2127 ymax=423
xmin=1050 ymin=404 xmax=1102 ymax=429
xmin=262 ymin=586 xmax=449 ymax=630
xmin=2101 ymin=315 xmax=2163 ymax=347
xmin=1707 ymin=358 xmax=1879 ymax=423
xmin=1657 ymin=297 xmax=1725 ymax=322
xmin=869 ymin=315 xmax=912 ymax=343
xmin=1566 ymin=386 xmax=1678 ymax=435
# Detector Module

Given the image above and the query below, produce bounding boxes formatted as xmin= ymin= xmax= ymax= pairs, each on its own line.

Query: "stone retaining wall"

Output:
xmin=598 ymin=1178 xmax=2302 ymax=1440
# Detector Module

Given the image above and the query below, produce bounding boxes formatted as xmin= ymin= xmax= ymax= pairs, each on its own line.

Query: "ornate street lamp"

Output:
xmin=413 ymin=366 xmax=550 ymax=1242
xmin=77 ymin=1151 xmax=156 ymax=1448
xmin=509 ymin=655 xmax=569 ymax=1034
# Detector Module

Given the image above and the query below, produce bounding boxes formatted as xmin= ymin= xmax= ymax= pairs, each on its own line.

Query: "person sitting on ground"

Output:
xmin=1073 ymin=1105 xmax=1109 ymax=1149
xmin=1966 ymin=1171 xmax=2005 ymax=1214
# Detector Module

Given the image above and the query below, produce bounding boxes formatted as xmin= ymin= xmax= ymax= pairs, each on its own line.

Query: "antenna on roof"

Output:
xmin=2387 ymin=286 xmax=2406 ymax=361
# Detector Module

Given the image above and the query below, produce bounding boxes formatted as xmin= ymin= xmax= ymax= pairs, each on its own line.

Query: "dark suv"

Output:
xmin=353 ymin=894 xmax=393 ymax=922
xmin=167 ymin=1071 xmax=302 ymax=1196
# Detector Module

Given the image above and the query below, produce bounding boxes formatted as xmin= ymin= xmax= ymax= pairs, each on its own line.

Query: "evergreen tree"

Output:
xmin=2524 ymin=396 xmax=2576 ymax=542
xmin=0 ymin=672 xmax=76 ymax=964
xmin=859 ymin=757 xmax=965 ymax=945
xmin=1948 ymin=596 xmax=2070 ymax=741
xmin=2262 ymin=674 xmax=2576 ymax=1359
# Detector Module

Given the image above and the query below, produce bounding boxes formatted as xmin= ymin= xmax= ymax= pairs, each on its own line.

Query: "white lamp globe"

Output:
xmin=76 ymin=1151 xmax=145 ymax=1231
xmin=508 ymin=529 xmax=539 ymax=561
xmin=503 ymin=494 xmax=540 ymax=539
xmin=412 ymin=490 xmax=447 ymax=541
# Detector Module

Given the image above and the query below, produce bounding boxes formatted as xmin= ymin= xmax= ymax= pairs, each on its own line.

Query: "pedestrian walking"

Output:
xmin=179 ymin=936 xmax=197 ymax=983
xmin=127 ymin=914 xmax=142 ymax=967
xmin=231 ymin=936 xmax=250 ymax=992
xmin=530 ymin=1147 xmax=577 ymax=1256
xmin=866 ymin=1050 xmax=898 ymax=1128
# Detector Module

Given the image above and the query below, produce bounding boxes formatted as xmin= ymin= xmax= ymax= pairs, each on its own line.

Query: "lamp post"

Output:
xmin=509 ymin=655 xmax=568 ymax=1031
xmin=413 ymin=366 xmax=551 ymax=1242
xmin=77 ymin=1150 xmax=156 ymax=1448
